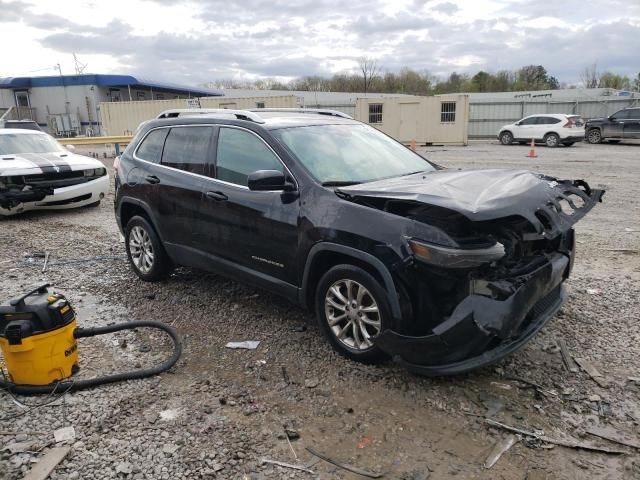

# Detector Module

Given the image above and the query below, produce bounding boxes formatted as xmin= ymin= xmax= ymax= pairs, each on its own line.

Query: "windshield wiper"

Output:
xmin=400 ymin=170 xmax=427 ymax=177
xmin=321 ymin=181 xmax=362 ymax=187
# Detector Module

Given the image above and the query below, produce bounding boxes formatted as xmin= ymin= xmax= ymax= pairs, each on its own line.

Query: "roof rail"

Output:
xmin=156 ymin=108 xmax=265 ymax=124
xmin=249 ymin=108 xmax=353 ymax=119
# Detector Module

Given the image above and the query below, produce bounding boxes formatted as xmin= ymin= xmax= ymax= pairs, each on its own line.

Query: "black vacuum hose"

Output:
xmin=0 ymin=321 xmax=182 ymax=395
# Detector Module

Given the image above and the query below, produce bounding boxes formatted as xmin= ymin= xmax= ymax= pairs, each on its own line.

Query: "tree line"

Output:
xmin=206 ymin=60 xmax=640 ymax=95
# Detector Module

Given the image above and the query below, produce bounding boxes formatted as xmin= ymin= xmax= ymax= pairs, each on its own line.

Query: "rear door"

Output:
xmin=153 ymin=125 xmax=214 ymax=247
xmin=196 ymin=126 xmax=300 ymax=285
xmin=623 ymin=110 xmax=640 ymax=138
xmin=603 ymin=110 xmax=627 ymax=138
xmin=536 ymin=116 xmax=562 ymax=138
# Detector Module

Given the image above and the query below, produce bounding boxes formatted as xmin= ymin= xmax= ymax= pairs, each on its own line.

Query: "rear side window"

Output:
xmin=536 ymin=117 xmax=561 ymax=125
xmin=136 ymin=128 xmax=168 ymax=163
xmin=161 ymin=126 xmax=213 ymax=175
xmin=628 ymin=109 xmax=640 ymax=119
xmin=216 ymin=128 xmax=282 ymax=187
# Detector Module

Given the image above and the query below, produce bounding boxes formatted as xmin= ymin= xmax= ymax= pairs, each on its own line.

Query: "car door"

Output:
xmin=515 ymin=116 xmax=539 ymax=140
xmin=196 ymin=126 xmax=300 ymax=285
xmin=152 ymin=125 xmax=214 ymax=248
xmin=623 ymin=110 xmax=640 ymax=139
xmin=603 ymin=110 xmax=627 ymax=138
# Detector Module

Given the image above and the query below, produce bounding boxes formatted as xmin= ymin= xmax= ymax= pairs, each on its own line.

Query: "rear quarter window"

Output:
xmin=136 ymin=128 xmax=169 ymax=163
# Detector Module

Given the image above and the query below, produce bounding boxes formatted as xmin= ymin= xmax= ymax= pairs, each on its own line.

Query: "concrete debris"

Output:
xmin=53 ymin=426 xmax=75 ymax=443
xmin=115 ymin=461 xmax=133 ymax=474
xmin=304 ymin=378 xmax=320 ymax=389
xmin=225 ymin=340 xmax=260 ymax=350
xmin=2 ymin=440 xmax=36 ymax=454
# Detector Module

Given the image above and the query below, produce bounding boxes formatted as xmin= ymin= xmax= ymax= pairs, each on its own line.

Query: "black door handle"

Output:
xmin=206 ymin=191 xmax=228 ymax=201
xmin=145 ymin=175 xmax=160 ymax=184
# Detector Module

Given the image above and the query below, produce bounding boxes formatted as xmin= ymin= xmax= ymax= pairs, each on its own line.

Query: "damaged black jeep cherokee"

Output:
xmin=114 ymin=108 xmax=604 ymax=375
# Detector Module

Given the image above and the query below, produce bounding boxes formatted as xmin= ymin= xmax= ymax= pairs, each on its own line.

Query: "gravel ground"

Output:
xmin=1 ymin=141 xmax=639 ymax=479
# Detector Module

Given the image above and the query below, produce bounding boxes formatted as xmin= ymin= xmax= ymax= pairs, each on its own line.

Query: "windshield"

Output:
xmin=272 ymin=124 xmax=435 ymax=185
xmin=0 ymin=133 xmax=65 ymax=155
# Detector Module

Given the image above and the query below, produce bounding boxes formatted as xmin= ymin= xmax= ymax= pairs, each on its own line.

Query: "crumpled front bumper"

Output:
xmin=375 ymin=252 xmax=570 ymax=376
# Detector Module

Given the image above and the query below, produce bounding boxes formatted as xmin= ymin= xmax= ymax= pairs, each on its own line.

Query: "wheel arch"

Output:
xmin=300 ymin=243 xmax=403 ymax=321
xmin=118 ymin=198 xmax=162 ymax=240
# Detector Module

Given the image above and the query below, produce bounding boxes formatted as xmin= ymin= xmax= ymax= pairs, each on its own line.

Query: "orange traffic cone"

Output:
xmin=410 ymin=139 xmax=417 ymax=151
xmin=526 ymin=138 xmax=537 ymax=158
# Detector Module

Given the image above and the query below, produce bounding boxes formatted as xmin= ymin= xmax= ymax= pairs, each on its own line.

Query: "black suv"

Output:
xmin=585 ymin=107 xmax=640 ymax=144
xmin=114 ymin=108 xmax=603 ymax=375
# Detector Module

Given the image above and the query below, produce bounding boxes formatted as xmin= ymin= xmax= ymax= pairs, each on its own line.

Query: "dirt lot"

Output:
xmin=1 ymin=140 xmax=639 ymax=479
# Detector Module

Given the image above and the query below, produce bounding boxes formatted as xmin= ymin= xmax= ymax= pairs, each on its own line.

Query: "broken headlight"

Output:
xmin=408 ymin=238 xmax=505 ymax=269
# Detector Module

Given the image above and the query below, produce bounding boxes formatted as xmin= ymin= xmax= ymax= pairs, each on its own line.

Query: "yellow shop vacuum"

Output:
xmin=0 ymin=284 xmax=181 ymax=395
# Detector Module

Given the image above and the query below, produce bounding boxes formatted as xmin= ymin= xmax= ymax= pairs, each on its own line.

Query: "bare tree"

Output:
xmin=359 ymin=57 xmax=379 ymax=94
xmin=580 ymin=63 xmax=599 ymax=88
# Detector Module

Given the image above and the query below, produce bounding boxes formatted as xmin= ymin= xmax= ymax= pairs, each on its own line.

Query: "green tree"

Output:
xmin=598 ymin=72 xmax=631 ymax=89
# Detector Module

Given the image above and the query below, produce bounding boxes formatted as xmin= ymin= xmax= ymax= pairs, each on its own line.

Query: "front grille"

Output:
xmin=40 ymin=193 xmax=91 ymax=206
xmin=24 ymin=171 xmax=84 ymax=182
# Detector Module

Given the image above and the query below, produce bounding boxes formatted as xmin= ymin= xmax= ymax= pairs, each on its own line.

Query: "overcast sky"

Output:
xmin=1 ymin=0 xmax=638 ymax=86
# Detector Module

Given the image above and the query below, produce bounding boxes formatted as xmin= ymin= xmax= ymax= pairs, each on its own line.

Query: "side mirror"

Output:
xmin=515 ymin=121 xmax=521 ymax=126
xmin=247 ymin=170 xmax=295 ymax=192
xmin=66 ymin=145 xmax=76 ymax=152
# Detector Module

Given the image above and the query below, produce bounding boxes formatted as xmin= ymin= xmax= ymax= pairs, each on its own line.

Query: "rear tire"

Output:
xmin=125 ymin=215 xmax=172 ymax=281
xmin=544 ymin=133 xmax=560 ymax=147
xmin=499 ymin=131 xmax=513 ymax=145
xmin=315 ymin=264 xmax=390 ymax=363
xmin=587 ymin=128 xmax=603 ymax=144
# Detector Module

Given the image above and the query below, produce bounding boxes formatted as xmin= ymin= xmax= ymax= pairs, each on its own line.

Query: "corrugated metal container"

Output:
xmin=468 ymin=98 xmax=639 ymax=137
xmin=100 ymin=95 xmax=301 ymax=135
xmin=355 ymin=95 xmax=469 ymax=145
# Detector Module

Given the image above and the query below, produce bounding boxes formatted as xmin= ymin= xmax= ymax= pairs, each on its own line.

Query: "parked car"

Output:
xmin=585 ymin=107 xmax=640 ymax=144
xmin=0 ymin=119 xmax=43 ymax=131
xmin=498 ymin=114 xmax=585 ymax=147
xmin=0 ymin=129 xmax=109 ymax=216
xmin=114 ymin=108 xmax=603 ymax=376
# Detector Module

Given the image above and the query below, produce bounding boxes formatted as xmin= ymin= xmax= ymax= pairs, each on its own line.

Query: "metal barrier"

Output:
xmin=57 ymin=135 xmax=133 ymax=155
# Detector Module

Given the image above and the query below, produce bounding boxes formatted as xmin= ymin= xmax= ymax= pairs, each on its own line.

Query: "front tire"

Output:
xmin=315 ymin=265 xmax=390 ymax=363
xmin=499 ymin=131 xmax=513 ymax=145
xmin=125 ymin=215 xmax=172 ymax=281
xmin=544 ymin=133 xmax=560 ymax=147
xmin=587 ymin=128 xmax=602 ymax=144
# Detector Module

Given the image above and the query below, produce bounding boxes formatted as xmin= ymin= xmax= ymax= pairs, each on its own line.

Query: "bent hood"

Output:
xmin=337 ymin=169 xmax=604 ymax=239
xmin=0 ymin=152 xmax=104 ymax=177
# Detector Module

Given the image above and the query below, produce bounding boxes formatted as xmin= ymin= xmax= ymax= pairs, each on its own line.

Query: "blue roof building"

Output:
xmin=0 ymin=74 xmax=224 ymax=136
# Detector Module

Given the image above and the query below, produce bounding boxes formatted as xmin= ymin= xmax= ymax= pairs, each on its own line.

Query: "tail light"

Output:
xmin=563 ymin=118 xmax=574 ymax=128
xmin=113 ymin=156 xmax=120 ymax=169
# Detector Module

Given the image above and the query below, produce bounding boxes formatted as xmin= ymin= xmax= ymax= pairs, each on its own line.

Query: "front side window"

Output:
xmin=612 ymin=110 xmax=630 ymax=120
xmin=519 ymin=117 xmax=538 ymax=126
xmin=273 ymin=124 xmax=435 ymax=185
xmin=0 ymin=133 xmax=64 ymax=155
xmin=216 ymin=128 xmax=282 ymax=187
xmin=136 ymin=128 xmax=169 ymax=164
xmin=161 ymin=126 xmax=213 ymax=175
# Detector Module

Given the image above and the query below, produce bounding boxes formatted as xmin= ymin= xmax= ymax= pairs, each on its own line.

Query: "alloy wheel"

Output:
xmin=129 ymin=225 xmax=154 ymax=274
xmin=324 ymin=279 xmax=381 ymax=351
xmin=587 ymin=129 xmax=602 ymax=144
